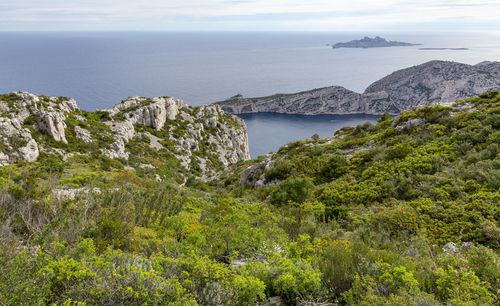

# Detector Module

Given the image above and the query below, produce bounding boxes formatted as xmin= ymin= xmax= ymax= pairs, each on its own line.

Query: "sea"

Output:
xmin=1 ymin=31 xmax=499 ymax=157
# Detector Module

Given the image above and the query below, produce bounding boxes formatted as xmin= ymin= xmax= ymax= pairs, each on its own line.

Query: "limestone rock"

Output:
xmin=52 ymin=187 xmax=101 ymax=201
xmin=0 ymin=92 xmax=250 ymax=179
xmin=460 ymin=242 xmax=473 ymax=250
xmin=0 ymin=117 xmax=39 ymax=165
xmin=240 ymin=155 xmax=276 ymax=187
xmin=36 ymin=113 xmax=68 ymax=143
xmin=392 ymin=118 xmax=425 ymax=131
xmin=262 ymin=296 xmax=285 ymax=306
xmin=74 ymin=126 xmax=93 ymax=143
xmin=101 ymin=139 xmax=129 ymax=159
xmin=18 ymin=139 xmax=39 ymax=162
xmin=106 ymin=96 xmax=187 ymax=130
xmin=0 ymin=92 xmax=78 ymax=146
xmin=443 ymin=242 xmax=459 ymax=254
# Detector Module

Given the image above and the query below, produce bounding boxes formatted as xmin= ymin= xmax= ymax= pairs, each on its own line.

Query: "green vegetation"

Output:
xmin=0 ymin=92 xmax=499 ymax=305
xmin=0 ymin=93 xmax=20 ymax=110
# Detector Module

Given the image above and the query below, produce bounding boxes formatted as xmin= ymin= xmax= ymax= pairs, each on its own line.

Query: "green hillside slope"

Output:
xmin=0 ymin=91 xmax=499 ymax=305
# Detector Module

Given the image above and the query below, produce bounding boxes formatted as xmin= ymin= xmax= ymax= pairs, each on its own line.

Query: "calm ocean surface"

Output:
xmin=1 ymin=31 xmax=499 ymax=156
xmin=240 ymin=113 xmax=380 ymax=157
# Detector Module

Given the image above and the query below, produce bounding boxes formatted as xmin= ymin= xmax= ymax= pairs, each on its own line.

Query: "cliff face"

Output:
xmin=363 ymin=60 xmax=500 ymax=111
xmin=0 ymin=92 xmax=250 ymax=179
xmin=216 ymin=60 xmax=500 ymax=115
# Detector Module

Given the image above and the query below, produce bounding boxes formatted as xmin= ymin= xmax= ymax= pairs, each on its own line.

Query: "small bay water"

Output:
xmin=0 ymin=31 xmax=499 ymax=156
xmin=240 ymin=113 xmax=380 ymax=158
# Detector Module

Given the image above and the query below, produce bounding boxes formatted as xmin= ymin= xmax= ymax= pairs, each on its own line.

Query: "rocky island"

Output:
xmin=419 ymin=47 xmax=468 ymax=50
xmin=216 ymin=60 xmax=500 ymax=115
xmin=331 ymin=36 xmax=420 ymax=48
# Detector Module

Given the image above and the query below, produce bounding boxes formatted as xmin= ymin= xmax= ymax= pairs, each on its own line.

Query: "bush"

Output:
xmin=270 ymin=177 xmax=314 ymax=206
xmin=267 ymin=255 xmax=322 ymax=304
xmin=386 ymin=143 xmax=413 ymax=160
xmin=319 ymin=155 xmax=348 ymax=181
xmin=479 ymin=90 xmax=499 ymax=99
xmin=434 ymin=266 xmax=494 ymax=305
xmin=265 ymin=160 xmax=294 ymax=182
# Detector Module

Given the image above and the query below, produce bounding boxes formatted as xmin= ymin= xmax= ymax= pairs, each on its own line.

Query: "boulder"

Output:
xmin=35 ymin=112 xmax=68 ymax=143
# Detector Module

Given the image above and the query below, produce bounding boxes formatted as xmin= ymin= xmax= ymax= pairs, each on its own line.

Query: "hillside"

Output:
xmin=216 ymin=60 xmax=500 ymax=115
xmin=0 ymin=91 xmax=499 ymax=305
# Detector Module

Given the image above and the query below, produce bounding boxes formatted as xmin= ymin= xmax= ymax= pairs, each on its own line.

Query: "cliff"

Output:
xmin=0 ymin=92 xmax=250 ymax=180
xmin=216 ymin=60 xmax=500 ymax=115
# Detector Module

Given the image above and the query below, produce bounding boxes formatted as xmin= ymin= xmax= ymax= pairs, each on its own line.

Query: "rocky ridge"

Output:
xmin=216 ymin=60 xmax=500 ymax=115
xmin=0 ymin=92 xmax=250 ymax=179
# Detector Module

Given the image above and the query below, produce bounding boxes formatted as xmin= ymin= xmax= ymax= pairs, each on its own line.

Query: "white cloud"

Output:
xmin=0 ymin=0 xmax=499 ymax=31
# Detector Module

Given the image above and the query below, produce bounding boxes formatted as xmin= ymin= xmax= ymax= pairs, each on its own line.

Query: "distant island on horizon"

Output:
xmin=331 ymin=36 xmax=421 ymax=49
xmin=419 ymin=47 xmax=469 ymax=51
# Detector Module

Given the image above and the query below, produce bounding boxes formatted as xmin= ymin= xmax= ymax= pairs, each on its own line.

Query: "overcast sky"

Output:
xmin=1 ymin=0 xmax=499 ymax=31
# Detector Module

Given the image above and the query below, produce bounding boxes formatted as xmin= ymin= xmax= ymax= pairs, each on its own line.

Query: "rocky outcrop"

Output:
xmin=332 ymin=36 xmax=420 ymax=49
xmin=216 ymin=60 xmax=500 ymax=115
xmin=36 ymin=113 xmax=68 ymax=143
xmin=98 ymin=97 xmax=250 ymax=176
xmin=0 ymin=118 xmax=39 ymax=166
xmin=0 ymin=92 xmax=251 ymax=179
xmin=0 ymin=93 xmax=78 ymax=164
xmin=74 ymin=126 xmax=93 ymax=143
xmin=240 ymin=155 xmax=276 ymax=187
xmin=105 ymin=96 xmax=186 ymax=130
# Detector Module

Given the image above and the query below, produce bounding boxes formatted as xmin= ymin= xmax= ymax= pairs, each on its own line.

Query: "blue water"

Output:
xmin=0 ymin=31 xmax=499 ymax=156
xmin=240 ymin=113 xmax=380 ymax=158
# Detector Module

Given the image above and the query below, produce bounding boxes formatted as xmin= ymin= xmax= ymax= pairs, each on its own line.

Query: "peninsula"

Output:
xmin=215 ymin=60 xmax=500 ymax=115
xmin=331 ymin=36 xmax=420 ymax=48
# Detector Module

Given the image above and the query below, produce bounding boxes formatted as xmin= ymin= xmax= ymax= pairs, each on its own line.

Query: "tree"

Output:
xmin=270 ymin=177 xmax=314 ymax=206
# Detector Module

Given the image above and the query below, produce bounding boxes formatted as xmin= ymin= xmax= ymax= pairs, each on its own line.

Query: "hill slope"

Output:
xmin=0 ymin=91 xmax=498 ymax=305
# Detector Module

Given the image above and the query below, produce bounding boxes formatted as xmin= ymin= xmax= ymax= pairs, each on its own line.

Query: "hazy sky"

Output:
xmin=1 ymin=0 xmax=499 ymax=31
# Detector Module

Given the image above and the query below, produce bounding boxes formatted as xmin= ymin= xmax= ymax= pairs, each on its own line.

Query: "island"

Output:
xmin=419 ymin=47 xmax=469 ymax=50
xmin=331 ymin=36 xmax=421 ymax=48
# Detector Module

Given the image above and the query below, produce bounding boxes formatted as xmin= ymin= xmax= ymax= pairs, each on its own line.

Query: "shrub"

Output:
xmin=265 ymin=160 xmax=294 ymax=182
xmin=434 ymin=266 xmax=494 ymax=305
xmin=386 ymin=143 xmax=413 ymax=160
xmin=319 ymin=155 xmax=348 ymax=181
xmin=267 ymin=255 xmax=322 ymax=304
xmin=479 ymin=91 xmax=499 ymax=99
xmin=270 ymin=177 xmax=314 ymax=206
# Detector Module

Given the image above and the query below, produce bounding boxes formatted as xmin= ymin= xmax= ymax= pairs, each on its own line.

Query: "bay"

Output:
xmin=239 ymin=113 xmax=380 ymax=158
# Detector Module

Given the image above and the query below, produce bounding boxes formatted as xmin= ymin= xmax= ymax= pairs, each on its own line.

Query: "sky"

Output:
xmin=0 ymin=0 xmax=499 ymax=31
